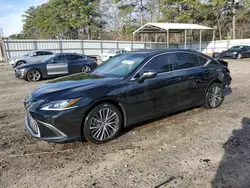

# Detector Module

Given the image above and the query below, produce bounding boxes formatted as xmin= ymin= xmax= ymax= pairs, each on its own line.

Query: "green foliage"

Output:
xmin=18 ymin=0 xmax=250 ymax=40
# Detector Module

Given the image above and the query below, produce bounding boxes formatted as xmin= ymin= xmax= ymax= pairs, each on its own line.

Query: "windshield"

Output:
xmin=108 ymin=50 xmax=118 ymax=54
xmin=92 ymin=53 xmax=149 ymax=77
xmin=229 ymin=46 xmax=243 ymax=50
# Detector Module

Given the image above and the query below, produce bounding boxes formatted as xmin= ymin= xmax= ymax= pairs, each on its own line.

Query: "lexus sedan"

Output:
xmin=15 ymin=53 xmax=98 ymax=82
xmin=24 ymin=49 xmax=232 ymax=144
xmin=212 ymin=45 xmax=250 ymax=59
xmin=8 ymin=50 xmax=56 ymax=67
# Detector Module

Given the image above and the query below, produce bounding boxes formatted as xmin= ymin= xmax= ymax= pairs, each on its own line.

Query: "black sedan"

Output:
xmin=24 ymin=49 xmax=232 ymax=144
xmin=15 ymin=53 xmax=98 ymax=81
xmin=212 ymin=45 xmax=250 ymax=59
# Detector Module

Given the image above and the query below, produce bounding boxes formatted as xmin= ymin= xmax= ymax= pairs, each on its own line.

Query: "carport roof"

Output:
xmin=133 ymin=22 xmax=213 ymax=35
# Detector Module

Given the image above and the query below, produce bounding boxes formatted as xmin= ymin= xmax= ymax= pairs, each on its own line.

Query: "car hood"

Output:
xmin=16 ymin=61 xmax=43 ymax=69
xmin=31 ymin=73 xmax=120 ymax=100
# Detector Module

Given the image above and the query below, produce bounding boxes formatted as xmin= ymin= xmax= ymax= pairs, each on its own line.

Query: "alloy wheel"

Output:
xmin=27 ymin=70 xmax=41 ymax=81
xmin=89 ymin=108 xmax=120 ymax=141
xmin=208 ymin=85 xmax=222 ymax=108
xmin=81 ymin=65 xmax=91 ymax=73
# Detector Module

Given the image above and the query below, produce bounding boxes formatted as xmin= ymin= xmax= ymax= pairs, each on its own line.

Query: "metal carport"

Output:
xmin=133 ymin=22 xmax=213 ymax=52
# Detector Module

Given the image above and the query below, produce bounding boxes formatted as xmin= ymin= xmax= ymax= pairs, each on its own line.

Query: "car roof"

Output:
xmin=129 ymin=48 xmax=201 ymax=56
xmin=55 ymin=53 xmax=84 ymax=55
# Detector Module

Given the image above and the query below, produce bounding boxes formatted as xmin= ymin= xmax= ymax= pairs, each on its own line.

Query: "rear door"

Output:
xmin=176 ymin=52 xmax=210 ymax=107
xmin=245 ymin=46 xmax=250 ymax=57
xmin=46 ymin=55 xmax=68 ymax=75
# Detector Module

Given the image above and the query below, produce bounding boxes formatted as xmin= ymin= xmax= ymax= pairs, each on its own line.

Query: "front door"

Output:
xmin=126 ymin=53 xmax=179 ymax=123
xmin=46 ymin=55 xmax=68 ymax=75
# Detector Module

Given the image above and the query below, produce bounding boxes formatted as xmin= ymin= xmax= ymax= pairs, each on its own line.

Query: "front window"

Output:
xmin=229 ymin=46 xmax=243 ymax=50
xmin=41 ymin=55 xmax=55 ymax=63
xmin=92 ymin=53 xmax=148 ymax=77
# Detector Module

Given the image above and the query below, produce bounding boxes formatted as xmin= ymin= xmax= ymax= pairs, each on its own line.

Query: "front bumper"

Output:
xmin=15 ymin=69 xmax=26 ymax=79
xmin=213 ymin=52 xmax=238 ymax=59
xmin=8 ymin=60 xmax=16 ymax=67
xmin=24 ymin=102 xmax=85 ymax=143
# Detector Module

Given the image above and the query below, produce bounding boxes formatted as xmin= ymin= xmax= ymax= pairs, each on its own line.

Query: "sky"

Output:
xmin=0 ymin=0 xmax=47 ymax=36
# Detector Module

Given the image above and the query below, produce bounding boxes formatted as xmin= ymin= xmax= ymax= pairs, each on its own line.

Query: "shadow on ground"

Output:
xmin=212 ymin=117 xmax=250 ymax=188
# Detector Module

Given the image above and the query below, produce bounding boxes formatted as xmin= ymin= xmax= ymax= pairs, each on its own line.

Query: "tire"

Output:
xmin=203 ymin=83 xmax=225 ymax=109
xmin=26 ymin=69 xmax=42 ymax=82
xmin=83 ymin=103 xmax=123 ymax=144
xmin=81 ymin=65 xmax=92 ymax=73
xmin=237 ymin=53 xmax=242 ymax=59
xmin=16 ymin=61 xmax=26 ymax=67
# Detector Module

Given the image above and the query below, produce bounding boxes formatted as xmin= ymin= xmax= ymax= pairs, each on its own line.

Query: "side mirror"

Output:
xmin=138 ymin=71 xmax=157 ymax=83
xmin=50 ymin=59 xmax=55 ymax=63
xmin=29 ymin=54 xmax=37 ymax=57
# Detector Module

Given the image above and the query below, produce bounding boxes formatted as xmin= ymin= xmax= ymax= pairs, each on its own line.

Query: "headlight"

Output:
xmin=233 ymin=52 xmax=238 ymax=54
xmin=40 ymin=98 xmax=81 ymax=111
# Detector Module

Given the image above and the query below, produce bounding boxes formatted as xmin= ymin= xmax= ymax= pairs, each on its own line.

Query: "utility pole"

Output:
xmin=232 ymin=0 xmax=240 ymax=40
xmin=0 ymin=28 xmax=3 ymax=39
xmin=232 ymin=0 xmax=236 ymax=40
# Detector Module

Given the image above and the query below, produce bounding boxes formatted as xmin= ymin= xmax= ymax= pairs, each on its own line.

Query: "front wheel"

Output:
xmin=204 ymin=83 xmax=224 ymax=109
xmin=237 ymin=53 xmax=242 ymax=59
xmin=81 ymin=65 xmax=92 ymax=73
xmin=26 ymin=69 xmax=42 ymax=82
xmin=83 ymin=103 xmax=122 ymax=144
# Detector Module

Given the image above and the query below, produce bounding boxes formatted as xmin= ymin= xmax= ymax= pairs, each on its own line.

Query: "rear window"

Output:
xmin=199 ymin=56 xmax=209 ymax=66
xmin=176 ymin=52 xmax=200 ymax=70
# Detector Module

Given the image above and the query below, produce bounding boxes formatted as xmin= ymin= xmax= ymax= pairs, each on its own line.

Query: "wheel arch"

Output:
xmin=15 ymin=60 xmax=27 ymax=66
xmin=80 ymin=99 xmax=127 ymax=141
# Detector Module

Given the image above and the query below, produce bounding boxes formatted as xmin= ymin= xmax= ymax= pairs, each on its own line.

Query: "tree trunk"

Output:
xmin=217 ymin=18 xmax=222 ymax=40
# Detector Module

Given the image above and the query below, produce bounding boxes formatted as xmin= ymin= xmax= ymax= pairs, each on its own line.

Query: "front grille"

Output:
xmin=28 ymin=114 xmax=39 ymax=135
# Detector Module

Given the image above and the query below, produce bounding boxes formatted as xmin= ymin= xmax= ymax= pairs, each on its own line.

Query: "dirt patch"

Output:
xmin=1 ymin=59 xmax=250 ymax=187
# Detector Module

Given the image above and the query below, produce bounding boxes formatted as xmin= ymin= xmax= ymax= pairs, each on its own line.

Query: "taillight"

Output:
xmin=225 ymin=67 xmax=230 ymax=73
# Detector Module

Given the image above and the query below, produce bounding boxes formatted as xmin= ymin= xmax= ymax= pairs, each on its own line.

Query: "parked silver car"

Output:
xmin=8 ymin=50 xmax=56 ymax=67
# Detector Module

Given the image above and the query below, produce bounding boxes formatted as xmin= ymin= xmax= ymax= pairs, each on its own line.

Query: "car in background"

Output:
xmin=99 ymin=49 xmax=129 ymax=62
xmin=23 ymin=49 xmax=232 ymax=144
xmin=15 ymin=53 xmax=98 ymax=82
xmin=212 ymin=45 xmax=250 ymax=59
xmin=8 ymin=50 xmax=56 ymax=67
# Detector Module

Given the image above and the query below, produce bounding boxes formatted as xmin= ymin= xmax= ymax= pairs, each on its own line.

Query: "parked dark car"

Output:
xmin=212 ymin=45 xmax=250 ymax=59
xmin=24 ymin=49 xmax=232 ymax=144
xmin=15 ymin=53 xmax=98 ymax=81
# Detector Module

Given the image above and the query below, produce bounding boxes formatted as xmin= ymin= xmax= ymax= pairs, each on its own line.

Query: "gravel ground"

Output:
xmin=0 ymin=59 xmax=250 ymax=188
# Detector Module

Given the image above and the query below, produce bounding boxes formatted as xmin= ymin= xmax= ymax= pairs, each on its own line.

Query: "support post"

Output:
xmin=199 ymin=30 xmax=202 ymax=52
xmin=81 ymin=40 xmax=84 ymax=54
xmin=59 ymin=40 xmax=63 ymax=53
xmin=212 ymin=29 xmax=215 ymax=41
xmin=165 ymin=33 xmax=167 ymax=49
xmin=100 ymin=40 xmax=103 ymax=54
xmin=184 ymin=30 xmax=187 ymax=49
xmin=132 ymin=34 xmax=135 ymax=50
xmin=150 ymin=34 xmax=152 ymax=49
xmin=167 ymin=30 xmax=169 ymax=48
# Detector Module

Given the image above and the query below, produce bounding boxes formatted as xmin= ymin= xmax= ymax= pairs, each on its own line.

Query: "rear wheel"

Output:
xmin=204 ymin=83 xmax=224 ymax=109
xmin=81 ymin=65 xmax=92 ymax=73
xmin=16 ymin=61 xmax=25 ymax=67
xmin=83 ymin=103 xmax=122 ymax=144
xmin=26 ymin=69 xmax=42 ymax=82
